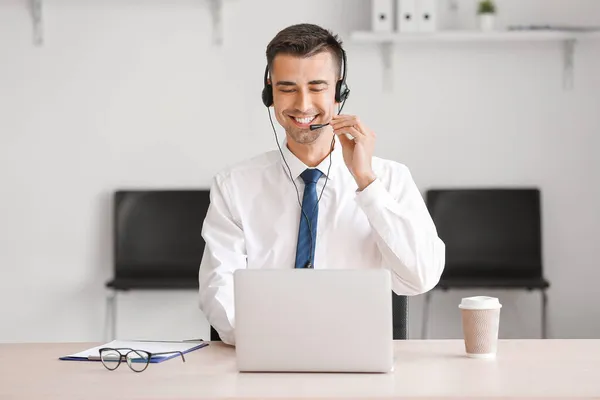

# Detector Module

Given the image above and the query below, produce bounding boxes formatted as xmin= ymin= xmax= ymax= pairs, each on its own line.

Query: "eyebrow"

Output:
xmin=275 ymin=80 xmax=330 ymax=86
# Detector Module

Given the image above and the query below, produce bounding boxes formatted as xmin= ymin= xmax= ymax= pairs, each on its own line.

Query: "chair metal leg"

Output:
xmin=542 ymin=290 xmax=548 ymax=339
xmin=105 ymin=291 xmax=117 ymax=341
xmin=421 ymin=291 xmax=433 ymax=339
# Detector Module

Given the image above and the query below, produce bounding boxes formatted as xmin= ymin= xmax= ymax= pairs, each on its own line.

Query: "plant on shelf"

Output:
xmin=477 ymin=0 xmax=496 ymax=15
xmin=477 ymin=0 xmax=497 ymax=32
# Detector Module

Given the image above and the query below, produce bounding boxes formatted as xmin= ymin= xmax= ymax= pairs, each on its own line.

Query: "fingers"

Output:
xmin=333 ymin=126 xmax=364 ymax=142
xmin=337 ymin=130 xmax=354 ymax=148
xmin=330 ymin=115 xmax=372 ymax=138
xmin=330 ymin=115 xmax=359 ymax=130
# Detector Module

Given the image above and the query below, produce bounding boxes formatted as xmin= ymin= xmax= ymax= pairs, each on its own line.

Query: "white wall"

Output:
xmin=1 ymin=0 xmax=599 ymax=343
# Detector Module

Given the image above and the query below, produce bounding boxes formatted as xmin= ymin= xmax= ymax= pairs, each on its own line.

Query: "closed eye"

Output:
xmin=276 ymin=81 xmax=296 ymax=93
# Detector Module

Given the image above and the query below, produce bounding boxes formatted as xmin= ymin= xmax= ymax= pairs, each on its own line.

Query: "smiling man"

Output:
xmin=198 ymin=23 xmax=445 ymax=345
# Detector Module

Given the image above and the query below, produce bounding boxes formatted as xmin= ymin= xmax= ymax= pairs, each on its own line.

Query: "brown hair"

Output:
xmin=266 ymin=23 xmax=344 ymax=79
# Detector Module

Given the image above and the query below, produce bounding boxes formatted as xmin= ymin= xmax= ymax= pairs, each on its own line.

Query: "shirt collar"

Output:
xmin=280 ymin=135 xmax=344 ymax=182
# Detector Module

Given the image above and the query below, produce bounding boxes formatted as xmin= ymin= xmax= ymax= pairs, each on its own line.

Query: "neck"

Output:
xmin=286 ymin=130 xmax=335 ymax=167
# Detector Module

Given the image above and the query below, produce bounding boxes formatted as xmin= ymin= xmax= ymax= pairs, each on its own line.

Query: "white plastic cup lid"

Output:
xmin=459 ymin=296 xmax=502 ymax=310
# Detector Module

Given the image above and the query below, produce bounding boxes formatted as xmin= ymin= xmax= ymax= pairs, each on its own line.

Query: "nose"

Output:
xmin=293 ymin=88 xmax=312 ymax=113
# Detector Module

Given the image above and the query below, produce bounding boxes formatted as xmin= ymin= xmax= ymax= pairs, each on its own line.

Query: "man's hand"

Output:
xmin=330 ymin=114 xmax=377 ymax=191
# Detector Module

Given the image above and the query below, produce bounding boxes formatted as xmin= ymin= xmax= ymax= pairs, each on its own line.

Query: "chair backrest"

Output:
xmin=113 ymin=190 xmax=210 ymax=283
xmin=426 ymin=188 xmax=542 ymax=280
xmin=210 ymin=292 xmax=409 ymax=341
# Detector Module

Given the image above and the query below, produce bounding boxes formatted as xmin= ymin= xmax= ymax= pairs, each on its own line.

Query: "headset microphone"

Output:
xmin=309 ymin=123 xmax=330 ymax=131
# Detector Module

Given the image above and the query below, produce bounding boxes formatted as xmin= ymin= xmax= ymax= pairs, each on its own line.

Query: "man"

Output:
xmin=199 ymin=23 xmax=445 ymax=346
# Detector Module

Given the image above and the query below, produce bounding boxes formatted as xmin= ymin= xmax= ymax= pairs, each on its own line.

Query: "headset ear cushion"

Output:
xmin=335 ymin=81 xmax=349 ymax=103
xmin=262 ymin=84 xmax=273 ymax=107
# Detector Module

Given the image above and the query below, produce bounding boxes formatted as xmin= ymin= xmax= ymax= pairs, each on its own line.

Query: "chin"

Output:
xmin=288 ymin=128 xmax=321 ymax=145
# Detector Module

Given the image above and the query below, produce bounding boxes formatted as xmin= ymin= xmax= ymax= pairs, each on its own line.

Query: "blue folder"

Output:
xmin=59 ymin=340 xmax=209 ymax=363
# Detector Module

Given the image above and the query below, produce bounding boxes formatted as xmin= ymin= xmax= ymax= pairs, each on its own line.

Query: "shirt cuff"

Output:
xmin=355 ymin=178 xmax=391 ymax=209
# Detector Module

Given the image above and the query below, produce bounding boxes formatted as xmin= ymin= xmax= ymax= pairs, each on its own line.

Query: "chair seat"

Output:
xmin=106 ymin=277 xmax=198 ymax=291
xmin=435 ymin=277 xmax=550 ymax=290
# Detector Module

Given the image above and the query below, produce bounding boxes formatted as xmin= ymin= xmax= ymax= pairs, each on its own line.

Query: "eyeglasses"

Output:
xmin=98 ymin=347 xmax=186 ymax=372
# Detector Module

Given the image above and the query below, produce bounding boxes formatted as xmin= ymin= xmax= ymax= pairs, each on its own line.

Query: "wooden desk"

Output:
xmin=1 ymin=340 xmax=599 ymax=399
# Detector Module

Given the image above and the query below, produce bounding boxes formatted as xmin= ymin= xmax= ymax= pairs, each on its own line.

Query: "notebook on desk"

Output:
xmin=59 ymin=340 xmax=208 ymax=363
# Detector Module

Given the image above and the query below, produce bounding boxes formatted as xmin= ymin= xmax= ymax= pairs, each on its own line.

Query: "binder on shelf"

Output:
xmin=371 ymin=0 xmax=394 ymax=32
xmin=396 ymin=0 xmax=417 ymax=33
xmin=418 ymin=0 xmax=437 ymax=32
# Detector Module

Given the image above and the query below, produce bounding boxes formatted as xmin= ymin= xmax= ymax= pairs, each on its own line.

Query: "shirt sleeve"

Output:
xmin=354 ymin=165 xmax=445 ymax=295
xmin=198 ymin=173 xmax=246 ymax=346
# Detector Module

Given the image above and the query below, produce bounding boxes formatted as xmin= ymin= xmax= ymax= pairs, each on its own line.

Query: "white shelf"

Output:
xmin=349 ymin=30 xmax=600 ymax=91
xmin=350 ymin=29 xmax=600 ymax=43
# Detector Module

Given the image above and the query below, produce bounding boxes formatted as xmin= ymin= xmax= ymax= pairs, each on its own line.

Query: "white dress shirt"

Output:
xmin=198 ymin=136 xmax=445 ymax=345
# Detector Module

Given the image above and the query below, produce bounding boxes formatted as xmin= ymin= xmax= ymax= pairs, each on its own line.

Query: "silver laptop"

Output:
xmin=233 ymin=268 xmax=394 ymax=373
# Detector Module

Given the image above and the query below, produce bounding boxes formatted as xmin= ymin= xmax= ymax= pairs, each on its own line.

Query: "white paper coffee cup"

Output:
xmin=459 ymin=296 xmax=502 ymax=359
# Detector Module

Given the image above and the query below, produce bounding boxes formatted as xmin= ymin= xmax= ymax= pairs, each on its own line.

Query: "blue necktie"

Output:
xmin=295 ymin=168 xmax=323 ymax=269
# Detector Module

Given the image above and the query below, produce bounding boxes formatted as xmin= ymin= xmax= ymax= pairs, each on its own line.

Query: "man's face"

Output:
xmin=270 ymin=51 xmax=338 ymax=145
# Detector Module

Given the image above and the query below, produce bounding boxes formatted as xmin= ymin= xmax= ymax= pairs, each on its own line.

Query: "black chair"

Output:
xmin=421 ymin=188 xmax=550 ymax=339
xmin=105 ymin=189 xmax=210 ymax=339
xmin=209 ymin=292 xmax=409 ymax=341
xmin=392 ymin=293 xmax=409 ymax=340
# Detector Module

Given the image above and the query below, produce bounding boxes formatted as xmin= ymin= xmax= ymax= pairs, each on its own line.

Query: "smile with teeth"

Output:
xmin=292 ymin=115 xmax=317 ymax=125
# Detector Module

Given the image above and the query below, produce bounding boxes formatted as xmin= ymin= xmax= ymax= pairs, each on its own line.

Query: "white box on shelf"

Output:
xmin=417 ymin=0 xmax=437 ymax=32
xmin=396 ymin=0 xmax=417 ymax=33
xmin=372 ymin=0 xmax=394 ymax=32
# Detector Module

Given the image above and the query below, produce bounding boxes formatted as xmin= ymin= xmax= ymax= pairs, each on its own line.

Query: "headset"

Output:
xmin=261 ymin=48 xmax=350 ymax=117
xmin=262 ymin=46 xmax=350 ymax=269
